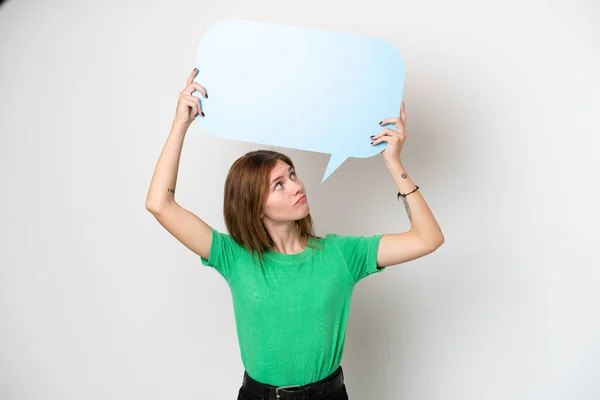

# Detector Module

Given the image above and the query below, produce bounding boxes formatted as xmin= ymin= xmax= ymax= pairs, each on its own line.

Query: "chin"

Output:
xmin=299 ymin=209 xmax=310 ymax=219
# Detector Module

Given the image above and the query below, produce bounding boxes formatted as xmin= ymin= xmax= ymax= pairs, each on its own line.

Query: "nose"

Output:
xmin=290 ymin=179 xmax=303 ymax=195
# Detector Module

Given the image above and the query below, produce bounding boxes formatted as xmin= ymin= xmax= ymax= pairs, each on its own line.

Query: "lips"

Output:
xmin=295 ymin=195 xmax=307 ymax=205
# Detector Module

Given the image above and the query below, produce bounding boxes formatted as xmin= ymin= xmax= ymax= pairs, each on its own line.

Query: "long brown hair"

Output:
xmin=223 ymin=150 xmax=320 ymax=265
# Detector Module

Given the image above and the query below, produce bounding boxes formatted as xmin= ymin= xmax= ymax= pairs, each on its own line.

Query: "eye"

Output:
xmin=273 ymin=171 xmax=297 ymax=191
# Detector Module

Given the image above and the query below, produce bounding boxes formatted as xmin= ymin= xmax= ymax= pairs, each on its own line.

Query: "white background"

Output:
xmin=1 ymin=0 xmax=598 ymax=399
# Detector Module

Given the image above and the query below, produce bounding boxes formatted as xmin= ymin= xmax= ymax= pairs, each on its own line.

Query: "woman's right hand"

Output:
xmin=173 ymin=68 xmax=208 ymax=127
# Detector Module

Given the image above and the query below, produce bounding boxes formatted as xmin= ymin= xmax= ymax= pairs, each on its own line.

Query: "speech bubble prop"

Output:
xmin=194 ymin=19 xmax=405 ymax=182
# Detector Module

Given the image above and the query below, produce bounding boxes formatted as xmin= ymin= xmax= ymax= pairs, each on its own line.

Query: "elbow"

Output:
xmin=145 ymin=192 xmax=172 ymax=214
xmin=146 ymin=198 xmax=176 ymax=214
xmin=145 ymin=200 xmax=165 ymax=214
xmin=430 ymin=233 xmax=445 ymax=251
xmin=146 ymin=202 xmax=159 ymax=214
xmin=433 ymin=237 xmax=444 ymax=250
xmin=421 ymin=231 xmax=444 ymax=253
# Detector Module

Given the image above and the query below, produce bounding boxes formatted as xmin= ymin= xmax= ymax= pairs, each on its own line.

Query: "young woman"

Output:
xmin=146 ymin=68 xmax=444 ymax=400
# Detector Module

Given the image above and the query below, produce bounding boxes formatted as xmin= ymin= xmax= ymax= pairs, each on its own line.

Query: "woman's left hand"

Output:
xmin=371 ymin=101 xmax=407 ymax=165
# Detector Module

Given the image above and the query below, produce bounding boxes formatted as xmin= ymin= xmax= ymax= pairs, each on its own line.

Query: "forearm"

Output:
xmin=145 ymin=121 xmax=190 ymax=212
xmin=386 ymin=160 xmax=444 ymax=247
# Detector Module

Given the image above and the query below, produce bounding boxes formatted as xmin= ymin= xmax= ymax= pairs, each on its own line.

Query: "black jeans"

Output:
xmin=236 ymin=368 xmax=349 ymax=400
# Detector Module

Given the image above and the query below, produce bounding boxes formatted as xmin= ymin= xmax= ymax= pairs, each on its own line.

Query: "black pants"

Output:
xmin=236 ymin=367 xmax=349 ymax=400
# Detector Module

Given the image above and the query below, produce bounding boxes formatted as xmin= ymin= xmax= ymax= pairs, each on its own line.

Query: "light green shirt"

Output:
xmin=200 ymin=227 xmax=385 ymax=386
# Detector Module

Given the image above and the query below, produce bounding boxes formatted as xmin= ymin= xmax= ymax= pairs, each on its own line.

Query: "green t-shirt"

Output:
xmin=200 ymin=227 xmax=385 ymax=387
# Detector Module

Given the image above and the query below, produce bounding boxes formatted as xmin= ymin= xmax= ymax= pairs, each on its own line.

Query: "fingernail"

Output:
xmin=205 ymin=92 xmax=208 ymax=98
xmin=379 ymin=121 xmax=383 ymax=125
xmin=370 ymin=135 xmax=374 ymax=139
xmin=201 ymin=112 xmax=205 ymax=117
xmin=193 ymin=68 xmax=197 ymax=72
xmin=370 ymin=141 xmax=374 ymax=145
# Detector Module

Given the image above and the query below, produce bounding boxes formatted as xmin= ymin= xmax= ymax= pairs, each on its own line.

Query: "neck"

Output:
xmin=264 ymin=222 xmax=306 ymax=254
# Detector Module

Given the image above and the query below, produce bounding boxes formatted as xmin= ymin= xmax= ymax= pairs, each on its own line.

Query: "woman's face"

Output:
xmin=260 ymin=160 xmax=310 ymax=223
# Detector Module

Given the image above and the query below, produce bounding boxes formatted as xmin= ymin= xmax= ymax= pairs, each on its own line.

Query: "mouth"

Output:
xmin=295 ymin=195 xmax=307 ymax=205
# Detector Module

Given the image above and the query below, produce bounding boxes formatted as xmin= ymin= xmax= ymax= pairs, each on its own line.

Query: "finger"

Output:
xmin=197 ymin=99 xmax=204 ymax=116
xmin=400 ymin=101 xmax=407 ymax=123
xmin=370 ymin=128 xmax=397 ymax=141
xmin=183 ymin=95 xmax=203 ymax=116
xmin=394 ymin=119 xmax=405 ymax=132
xmin=181 ymin=97 xmax=198 ymax=116
xmin=379 ymin=117 xmax=401 ymax=126
xmin=181 ymin=82 xmax=205 ymax=97
xmin=182 ymin=98 xmax=199 ymax=116
xmin=370 ymin=135 xmax=390 ymax=146
xmin=192 ymin=95 xmax=202 ymax=115
xmin=186 ymin=68 xmax=198 ymax=86
xmin=186 ymin=82 xmax=208 ymax=98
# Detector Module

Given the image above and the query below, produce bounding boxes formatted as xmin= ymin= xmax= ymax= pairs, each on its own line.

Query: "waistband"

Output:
xmin=242 ymin=366 xmax=345 ymax=400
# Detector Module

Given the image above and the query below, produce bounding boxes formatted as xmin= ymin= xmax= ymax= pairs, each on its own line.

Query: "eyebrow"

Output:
xmin=270 ymin=166 xmax=294 ymax=186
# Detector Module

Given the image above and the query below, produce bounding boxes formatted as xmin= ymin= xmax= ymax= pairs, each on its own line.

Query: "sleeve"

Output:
xmin=200 ymin=227 xmax=244 ymax=281
xmin=330 ymin=233 xmax=385 ymax=283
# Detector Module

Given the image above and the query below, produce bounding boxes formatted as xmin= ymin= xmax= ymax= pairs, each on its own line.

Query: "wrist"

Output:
xmin=386 ymin=158 xmax=404 ymax=171
xmin=171 ymin=119 xmax=191 ymax=134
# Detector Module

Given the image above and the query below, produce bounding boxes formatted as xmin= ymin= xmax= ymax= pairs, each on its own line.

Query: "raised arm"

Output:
xmin=145 ymin=68 xmax=213 ymax=259
xmin=371 ymin=102 xmax=444 ymax=267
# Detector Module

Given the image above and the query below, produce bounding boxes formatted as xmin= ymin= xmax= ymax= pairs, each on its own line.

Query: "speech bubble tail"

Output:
xmin=322 ymin=154 xmax=348 ymax=183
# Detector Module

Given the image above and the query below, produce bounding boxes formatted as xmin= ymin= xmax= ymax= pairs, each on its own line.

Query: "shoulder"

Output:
xmin=202 ymin=227 xmax=250 ymax=263
xmin=323 ymin=232 xmax=382 ymax=243
xmin=322 ymin=232 xmax=383 ymax=255
xmin=209 ymin=227 xmax=242 ymax=248
xmin=320 ymin=232 xmax=358 ymax=251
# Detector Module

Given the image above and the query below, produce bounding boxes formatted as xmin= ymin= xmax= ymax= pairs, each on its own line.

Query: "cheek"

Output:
xmin=262 ymin=196 xmax=278 ymax=212
xmin=263 ymin=195 xmax=289 ymax=215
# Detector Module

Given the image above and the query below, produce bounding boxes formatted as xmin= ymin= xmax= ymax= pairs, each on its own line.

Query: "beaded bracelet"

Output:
xmin=397 ymin=185 xmax=419 ymax=201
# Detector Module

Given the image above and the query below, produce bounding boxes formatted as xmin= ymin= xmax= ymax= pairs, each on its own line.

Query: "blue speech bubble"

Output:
xmin=193 ymin=19 xmax=405 ymax=182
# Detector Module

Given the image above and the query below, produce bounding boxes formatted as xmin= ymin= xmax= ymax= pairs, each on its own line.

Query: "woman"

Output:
xmin=145 ymin=68 xmax=444 ymax=400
